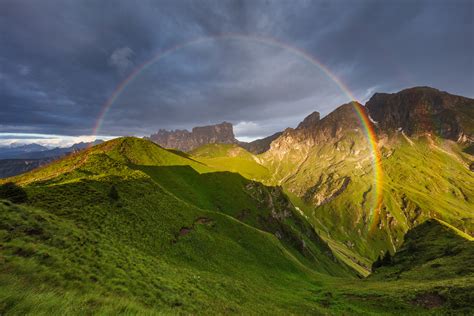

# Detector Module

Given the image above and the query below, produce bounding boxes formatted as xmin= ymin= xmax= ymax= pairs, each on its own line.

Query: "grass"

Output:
xmin=0 ymin=137 xmax=473 ymax=314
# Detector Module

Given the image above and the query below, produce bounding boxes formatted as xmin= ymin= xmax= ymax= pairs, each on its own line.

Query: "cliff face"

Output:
xmin=366 ymin=87 xmax=474 ymax=142
xmin=148 ymin=122 xmax=237 ymax=152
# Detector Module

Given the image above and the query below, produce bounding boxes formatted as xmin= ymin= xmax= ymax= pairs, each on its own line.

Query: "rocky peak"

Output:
xmin=296 ymin=111 xmax=320 ymax=130
xmin=263 ymin=102 xmax=366 ymax=164
xmin=147 ymin=122 xmax=237 ymax=152
xmin=314 ymin=102 xmax=365 ymax=137
xmin=366 ymin=86 xmax=474 ymax=142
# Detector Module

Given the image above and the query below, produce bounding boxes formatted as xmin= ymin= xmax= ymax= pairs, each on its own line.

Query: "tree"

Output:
xmin=381 ymin=251 xmax=392 ymax=266
xmin=371 ymin=255 xmax=383 ymax=272
xmin=371 ymin=251 xmax=392 ymax=272
xmin=0 ymin=182 xmax=28 ymax=203
xmin=108 ymin=185 xmax=119 ymax=201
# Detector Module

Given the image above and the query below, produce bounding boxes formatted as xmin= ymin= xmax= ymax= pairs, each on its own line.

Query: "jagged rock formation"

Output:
xmin=366 ymin=86 xmax=474 ymax=142
xmin=147 ymin=122 xmax=238 ymax=152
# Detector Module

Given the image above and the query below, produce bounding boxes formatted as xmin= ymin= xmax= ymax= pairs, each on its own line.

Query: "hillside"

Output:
xmin=371 ymin=219 xmax=474 ymax=281
xmin=1 ymin=136 xmax=473 ymax=314
xmin=0 ymin=137 xmax=354 ymax=314
xmin=368 ymin=219 xmax=474 ymax=312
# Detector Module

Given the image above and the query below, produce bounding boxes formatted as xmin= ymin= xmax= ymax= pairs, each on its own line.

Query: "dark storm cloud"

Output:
xmin=0 ymin=0 xmax=472 ymax=140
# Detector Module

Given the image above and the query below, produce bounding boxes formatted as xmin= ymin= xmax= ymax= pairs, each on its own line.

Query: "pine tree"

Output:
xmin=108 ymin=185 xmax=119 ymax=201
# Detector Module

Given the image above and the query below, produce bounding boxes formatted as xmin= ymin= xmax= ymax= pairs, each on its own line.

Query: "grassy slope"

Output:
xmin=250 ymin=132 xmax=473 ymax=272
xmin=366 ymin=219 xmax=474 ymax=313
xmin=191 ymin=143 xmax=271 ymax=181
xmin=1 ymin=137 xmax=473 ymax=314
xmin=312 ymin=135 xmax=473 ymax=261
xmin=0 ymin=138 xmax=348 ymax=314
xmin=133 ymin=164 xmax=351 ymax=277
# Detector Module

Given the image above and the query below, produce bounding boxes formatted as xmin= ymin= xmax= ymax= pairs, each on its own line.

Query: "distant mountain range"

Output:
xmin=0 ymin=140 xmax=103 ymax=178
xmin=0 ymin=143 xmax=50 ymax=158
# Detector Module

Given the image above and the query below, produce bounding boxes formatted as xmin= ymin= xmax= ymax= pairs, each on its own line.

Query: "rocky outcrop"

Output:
xmin=366 ymin=86 xmax=474 ymax=142
xmin=147 ymin=122 xmax=238 ymax=152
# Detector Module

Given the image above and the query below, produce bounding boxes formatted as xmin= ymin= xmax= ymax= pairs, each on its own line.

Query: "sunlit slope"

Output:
xmin=134 ymin=164 xmax=351 ymax=276
xmin=306 ymin=134 xmax=473 ymax=262
xmin=0 ymin=137 xmax=353 ymax=314
xmin=7 ymin=137 xmax=211 ymax=186
xmin=191 ymin=143 xmax=271 ymax=181
xmin=195 ymin=128 xmax=474 ymax=273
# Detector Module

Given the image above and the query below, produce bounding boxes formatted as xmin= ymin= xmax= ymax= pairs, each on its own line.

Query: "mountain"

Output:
xmin=14 ymin=140 xmax=104 ymax=159
xmin=194 ymin=88 xmax=474 ymax=273
xmin=0 ymin=86 xmax=473 ymax=314
xmin=0 ymin=143 xmax=49 ymax=159
xmin=0 ymin=140 xmax=103 ymax=160
xmin=366 ymin=86 xmax=474 ymax=142
xmin=147 ymin=122 xmax=238 ymax=152
xmin=0 ymin=140 xmax=104 ymax=178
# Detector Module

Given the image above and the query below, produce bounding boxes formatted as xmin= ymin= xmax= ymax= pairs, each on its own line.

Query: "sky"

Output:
xmin=0 ymin=0 xmax=473 ymax=145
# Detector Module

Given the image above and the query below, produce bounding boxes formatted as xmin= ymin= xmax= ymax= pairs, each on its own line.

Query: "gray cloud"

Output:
xmin=109 ymin=47 xmax=135 ymax=75
xmin=0 ymin=0 xmax=472 ymax=140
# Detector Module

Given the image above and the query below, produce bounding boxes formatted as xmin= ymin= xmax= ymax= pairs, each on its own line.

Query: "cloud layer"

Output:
xmin=1 ymin=0 xmax=472 ymax=140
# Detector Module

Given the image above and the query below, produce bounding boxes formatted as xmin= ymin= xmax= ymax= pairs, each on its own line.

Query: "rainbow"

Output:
xmin=93 ymin=34 xmax=383 ymax=225
xmin=351 ymin=102 xmax=384 ymax=231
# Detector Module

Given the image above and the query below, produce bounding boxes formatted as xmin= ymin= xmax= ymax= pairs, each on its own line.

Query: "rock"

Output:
xmin=366 ymin=86 xmax=474 ymax=142
xmin=147 ymin=122 xmax=237 ymax=152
